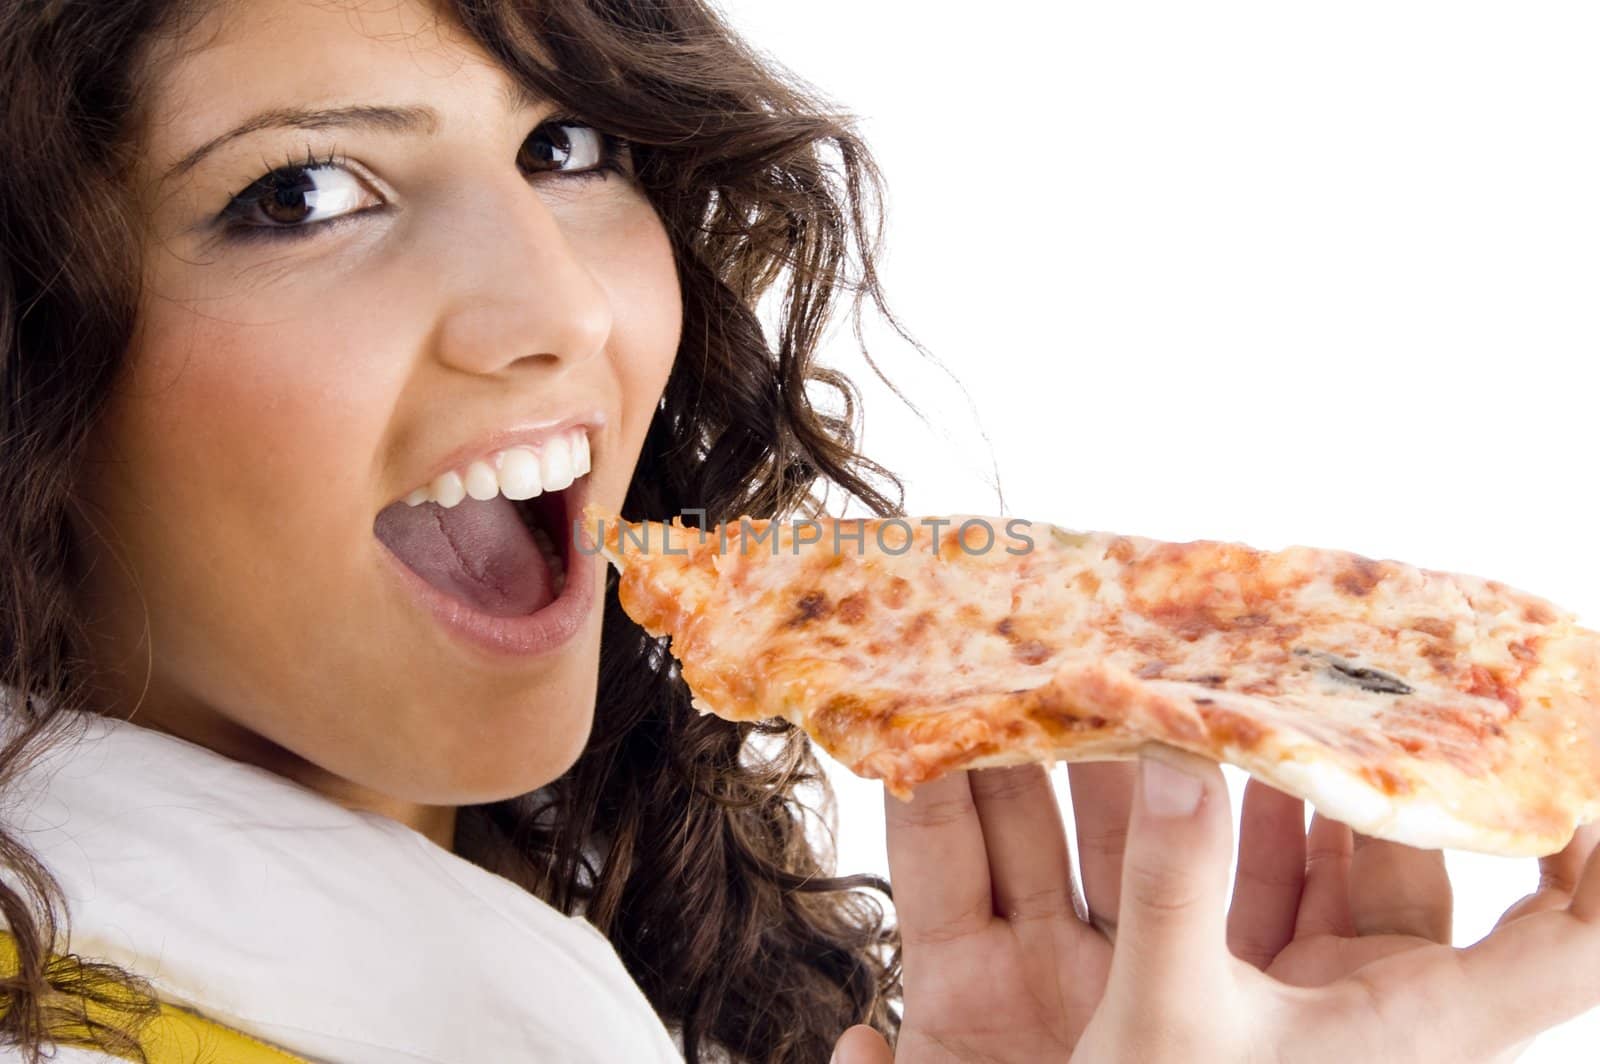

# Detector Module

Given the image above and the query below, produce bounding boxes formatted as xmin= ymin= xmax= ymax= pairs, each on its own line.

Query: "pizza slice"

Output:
xmin=582 ymin=505 xmax=1600 ymax=858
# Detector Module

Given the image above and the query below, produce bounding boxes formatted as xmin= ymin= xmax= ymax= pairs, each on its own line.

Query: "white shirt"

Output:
xmin=0 ymin=709 xmax=685 ymax=1063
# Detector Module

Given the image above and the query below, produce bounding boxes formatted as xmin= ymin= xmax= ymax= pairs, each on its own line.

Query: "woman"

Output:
xmin=1 ymin=1 xmax=1597 ymax=1062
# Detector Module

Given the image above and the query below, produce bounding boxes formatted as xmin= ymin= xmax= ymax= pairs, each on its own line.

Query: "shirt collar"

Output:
xmin=2 ymin=709 xmax=683 ymax=1064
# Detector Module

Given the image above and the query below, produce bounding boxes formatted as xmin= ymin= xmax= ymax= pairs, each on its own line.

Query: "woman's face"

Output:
xmin=71 ymin=0 xmax=680 ymax=840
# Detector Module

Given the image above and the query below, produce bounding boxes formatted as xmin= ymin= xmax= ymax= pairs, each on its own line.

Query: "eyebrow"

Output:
xmin=160 ymin=79 xmax=548 ymax=186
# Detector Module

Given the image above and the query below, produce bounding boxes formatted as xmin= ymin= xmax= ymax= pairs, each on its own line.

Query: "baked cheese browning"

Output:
xmin=585 ymin=506 xmax=1600 ymax=857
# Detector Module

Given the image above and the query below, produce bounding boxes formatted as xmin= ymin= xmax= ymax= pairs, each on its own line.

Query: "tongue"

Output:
xmin=374 ymin=494 xmax=555 ymax=616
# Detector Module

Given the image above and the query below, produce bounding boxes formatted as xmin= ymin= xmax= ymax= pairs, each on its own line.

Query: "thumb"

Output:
xmin=831 ymin=1024 xmax=893 ymax=1064
xmin=1107 ymin=744 xmax=1235 ymax=1003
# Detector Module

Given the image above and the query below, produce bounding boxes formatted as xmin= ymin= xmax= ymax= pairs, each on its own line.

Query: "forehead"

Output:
xmin=135 ymin=0 xmax=548 ymax=180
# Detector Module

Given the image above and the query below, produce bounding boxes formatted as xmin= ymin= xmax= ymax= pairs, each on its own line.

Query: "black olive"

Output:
xmin=1292 ymin=646 xmax=1413 ymax=696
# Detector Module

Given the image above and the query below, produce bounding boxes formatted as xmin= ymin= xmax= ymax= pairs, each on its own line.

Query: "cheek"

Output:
xmin=599 ymin=203 xmax=682 ymax=443
xmin=97 ymin=267 xmax=408 ymax=628
xmin=134 ymin=243 xmax=409 ymax=497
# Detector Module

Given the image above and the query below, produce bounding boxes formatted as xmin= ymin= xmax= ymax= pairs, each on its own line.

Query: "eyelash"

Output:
xmin=218 ymin=116 xmax=634 ymax=245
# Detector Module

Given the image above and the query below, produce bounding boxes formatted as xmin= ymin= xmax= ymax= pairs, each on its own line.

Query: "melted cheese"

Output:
xmin=588 ymin=507 xmax=1600 ymax=858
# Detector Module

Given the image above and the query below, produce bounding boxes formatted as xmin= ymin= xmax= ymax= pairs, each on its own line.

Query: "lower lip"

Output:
xmin=376 ymin=485 xmax=597 ymax=661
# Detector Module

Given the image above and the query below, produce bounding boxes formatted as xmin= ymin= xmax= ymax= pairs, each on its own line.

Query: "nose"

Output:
xmin=424 ymin=171 xmax=613 ymax=379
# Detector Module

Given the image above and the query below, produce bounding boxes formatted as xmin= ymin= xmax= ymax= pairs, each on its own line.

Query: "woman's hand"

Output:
xmin=833 ymin=746 xmax=1600 ymax=1063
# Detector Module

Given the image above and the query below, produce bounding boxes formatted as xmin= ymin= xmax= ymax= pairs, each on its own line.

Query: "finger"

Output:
xmin=1106 ymin=745 xmax=1235 ymax=1003
xmin=1294 ymin=812 xmax=1355 ymax=938
xmin=1227 ymin=777 xmax=1306 ymax=969
xmin=1348 ymin=833 xmax=1452 ymax=943
xmin=1067 ymin=759 xmax=1137 ymax=930
xmin=831 ymin=1024 xmax=893 ymax=1064
xmin=1333 ymin=842 xmax=1600 ymax=1058
xmin=1539 ymin=820 xmax=1600 ymax=895
xmin=883 ymin=770 xmax=992 ymax=950
xmin=969 ymin=763 xmax=1083 ymax=926
xmin=1495 ymin=821 xmax=1600 ymax=930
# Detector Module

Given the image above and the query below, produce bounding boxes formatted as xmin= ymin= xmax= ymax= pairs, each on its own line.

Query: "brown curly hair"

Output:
xmin=0 ymin=0 xmax=935 ymax=1060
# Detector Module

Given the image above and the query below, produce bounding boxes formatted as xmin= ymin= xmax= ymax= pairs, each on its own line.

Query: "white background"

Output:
xmin=715 ymin=2 xmax=1600 ymax=1059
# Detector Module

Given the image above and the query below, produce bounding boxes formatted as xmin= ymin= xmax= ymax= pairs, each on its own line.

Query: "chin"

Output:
xmin=405 ymin=701 xmax=598 ymax=806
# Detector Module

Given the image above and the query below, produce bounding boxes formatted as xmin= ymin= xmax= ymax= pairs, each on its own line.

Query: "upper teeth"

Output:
xmin=403 ymin=427 xmax=592 ymax=508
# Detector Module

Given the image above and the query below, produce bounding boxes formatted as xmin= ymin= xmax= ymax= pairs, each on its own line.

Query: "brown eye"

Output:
xmin=518 ymin=122 xmax=609 ymax=177
xmin=225 ymin=163 xmax=371 ymax=233
xmin=257 ymin=172 xmax=316 ymax=225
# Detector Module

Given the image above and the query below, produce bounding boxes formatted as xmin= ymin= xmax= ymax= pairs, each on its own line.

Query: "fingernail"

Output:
xmin=1141 ymin=752 xmax=1203 ymax=817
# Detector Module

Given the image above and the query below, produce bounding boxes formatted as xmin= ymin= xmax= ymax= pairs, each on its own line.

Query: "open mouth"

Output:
xmin=372 ymin=478 xmax=582 ymax=619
